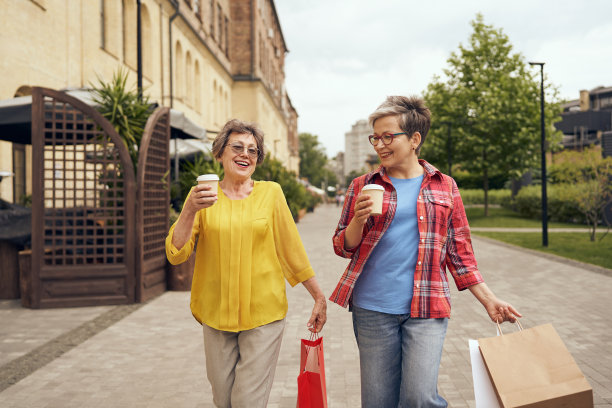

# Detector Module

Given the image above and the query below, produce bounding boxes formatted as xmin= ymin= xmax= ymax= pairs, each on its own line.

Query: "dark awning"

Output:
xmin=0 ymin=89 xmax=208 ymax=145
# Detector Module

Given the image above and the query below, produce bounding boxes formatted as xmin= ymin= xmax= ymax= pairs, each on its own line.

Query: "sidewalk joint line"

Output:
xmin=0 ymin=302 xmax=145 ymax=392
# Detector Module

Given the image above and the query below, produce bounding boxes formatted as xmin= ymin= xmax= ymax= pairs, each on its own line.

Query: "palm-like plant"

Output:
xmin=90 ymin=69 xmax=152 ymax=172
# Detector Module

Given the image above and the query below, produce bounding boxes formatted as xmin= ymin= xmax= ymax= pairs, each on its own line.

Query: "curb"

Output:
xmin=472 ymin=235 xmax=612 ymax=278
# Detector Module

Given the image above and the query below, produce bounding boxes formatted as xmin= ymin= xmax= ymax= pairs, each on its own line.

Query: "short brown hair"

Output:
xmin=368 ymin=96 xmax=431 ymax=154
xmin=211 ymin=119 xmax=265 ymax=164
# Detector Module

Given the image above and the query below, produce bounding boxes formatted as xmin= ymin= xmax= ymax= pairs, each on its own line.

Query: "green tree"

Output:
xmin=254 ymin=154 xmax=320 ymax=220
xmin=298 ymin=132 xmax=337 ymax=189
xmin=423 ymin=14 xmax=562 ymax=215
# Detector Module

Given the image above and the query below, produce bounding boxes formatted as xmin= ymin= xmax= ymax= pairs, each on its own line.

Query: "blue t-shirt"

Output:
xmin=352 ymin=174 xmax=423 ymax=314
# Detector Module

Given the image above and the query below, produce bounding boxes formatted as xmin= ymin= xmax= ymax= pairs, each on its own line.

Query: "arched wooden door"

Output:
xmin=136 ymin=107 xmax=171 ymax=302
xmin=30 ymin=87 xmax=136 ymax=308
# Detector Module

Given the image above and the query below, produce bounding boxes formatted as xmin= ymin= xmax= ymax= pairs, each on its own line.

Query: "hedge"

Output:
xmin=501 ymin=184 xmax=586 ymax=224
xmin=459 ymin=189 xmax=512 ymax=206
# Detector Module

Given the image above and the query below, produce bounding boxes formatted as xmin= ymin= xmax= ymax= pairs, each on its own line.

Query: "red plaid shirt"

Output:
xmin=330 ymin=160 xmax=484 ymax=318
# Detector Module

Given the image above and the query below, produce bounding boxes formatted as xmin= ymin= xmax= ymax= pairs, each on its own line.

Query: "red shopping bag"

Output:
xmin=297 ymin=333 xmax=328 ymax=408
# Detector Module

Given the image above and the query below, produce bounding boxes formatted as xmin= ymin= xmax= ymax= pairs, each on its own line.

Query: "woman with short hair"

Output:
xmin=330 ymin=96 xmax=520 ymax=407
xmin=167 ymin=119 xmax=326 ymax=408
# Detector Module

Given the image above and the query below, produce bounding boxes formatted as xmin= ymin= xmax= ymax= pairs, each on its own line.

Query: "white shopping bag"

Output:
xmin=469 ymin=339 xmax=501 ymax=408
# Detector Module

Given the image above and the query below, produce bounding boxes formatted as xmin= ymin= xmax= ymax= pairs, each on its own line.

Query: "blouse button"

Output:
xmin=416 ymin=283 xmax=420 ymax=288
xmin=418 ymin=261 xmax=422 ymax=266
xmin=421 ymin=239 xmax=424 ymax=243
xmin=419 ymin=216 xmax=424 ymax=220
xmin=418 ymin=195 xmax=422 ymax=199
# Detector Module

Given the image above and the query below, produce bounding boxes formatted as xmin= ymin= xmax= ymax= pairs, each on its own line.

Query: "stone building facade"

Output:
xmin=0 ymin=0 xmax=298 ymax=203
xmin=344 ymin=119 xmax=373 ymax=177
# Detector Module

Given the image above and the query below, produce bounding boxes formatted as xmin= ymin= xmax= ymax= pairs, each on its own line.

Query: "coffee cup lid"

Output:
xmin=362 ymin=184 xmax=384 ymax=191
xmin=197 ymin=174 xmax=219 ymax=182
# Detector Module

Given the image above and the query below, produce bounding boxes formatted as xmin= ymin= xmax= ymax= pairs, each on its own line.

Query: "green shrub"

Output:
xmin=459 ymin=189 xmax=511 ymax=205
xmin=507 ymin=184 xmax=585 ymax=224
xmin=177 ymin=152 xmax=223 ymax=204
xmin=253 ymin=154 xmax=320 ymax=221
xmin=549 ymin=147 xmax=612 ymax=184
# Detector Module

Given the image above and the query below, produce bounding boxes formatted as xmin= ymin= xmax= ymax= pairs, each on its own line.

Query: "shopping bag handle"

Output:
xmin=304 ymin=331 xmax=319 ymax=357
xmin=495 ymin=319 xmax=523 ymax=335
xmin=302 ymin=331 xmax=320 ymax=373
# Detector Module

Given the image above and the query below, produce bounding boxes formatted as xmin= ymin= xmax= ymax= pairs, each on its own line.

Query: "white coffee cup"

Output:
xmin=362 ymin=184 xmax=385 ymax=215
xmin=197 ymin=174 xmax=219 ymax=194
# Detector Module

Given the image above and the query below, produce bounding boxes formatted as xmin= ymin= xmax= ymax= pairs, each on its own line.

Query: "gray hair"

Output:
xmin=211 ymin=119 xmax=265 ymax=164
xmin=368 ymin=96 xmax=431 ymax=154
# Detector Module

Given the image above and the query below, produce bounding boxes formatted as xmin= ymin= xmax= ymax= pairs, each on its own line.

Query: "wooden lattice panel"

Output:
xmin=142 ymin=115 xmax=170 ymax=261
xmin=29 ymin=87 xmax=136 ymax=308
xmin=136 ymin=107 xmax=171 ymax=302
xmin=41 ymin=97 xmax=126 ymax=266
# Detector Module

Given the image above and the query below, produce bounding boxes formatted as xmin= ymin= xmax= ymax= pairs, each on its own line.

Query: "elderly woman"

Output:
xmin=166 ymin=119 xmax=326 ymax=408
xmin=330 ymin=96 xmax=521 ymax=408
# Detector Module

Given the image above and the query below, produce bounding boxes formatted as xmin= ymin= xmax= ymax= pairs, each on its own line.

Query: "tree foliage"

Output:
xmin=550 ymin=147 xmax=612 ymax=241
xmin=423 ymin=14 xmax=563 ymax=215
xmin=90 ymin=69 xmax=153 ymax=172
xmin=254 ymin=154 xmax=321 ymax=220
xmin=298 ymin=132 xmax=337 ymax=188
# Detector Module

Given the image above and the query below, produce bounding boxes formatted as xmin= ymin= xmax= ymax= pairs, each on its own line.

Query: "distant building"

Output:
xmin=555 ymin=86 xmax=612 ymax=156
xmin=328 ymin=151 xmax=345 ymax=187
xmin=344 ymin=119 xmax=372 ymax=177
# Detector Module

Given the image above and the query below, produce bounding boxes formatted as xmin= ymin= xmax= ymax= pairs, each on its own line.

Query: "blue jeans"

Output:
xmin=352 ymin=306 xmax=448 ymax=408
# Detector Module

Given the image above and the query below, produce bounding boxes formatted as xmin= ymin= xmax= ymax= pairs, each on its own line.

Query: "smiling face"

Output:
xmin=218 ymin=132 xmax=258 ymax=182
xmin=372 ymin=115 xmax=420 ymax=174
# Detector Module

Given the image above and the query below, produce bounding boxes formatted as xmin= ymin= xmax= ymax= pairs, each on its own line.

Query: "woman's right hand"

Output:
xmin=184 ymin=184 xmax=218 ymax=214
xmin=351 ymin=193 xmax=374 ymax=226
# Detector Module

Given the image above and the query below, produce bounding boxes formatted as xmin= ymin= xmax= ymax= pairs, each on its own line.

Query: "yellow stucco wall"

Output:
xmin=232 ymin=81 xmax=297 ymax=173
xmin=0 ymin=0 xmax=246 ymax=202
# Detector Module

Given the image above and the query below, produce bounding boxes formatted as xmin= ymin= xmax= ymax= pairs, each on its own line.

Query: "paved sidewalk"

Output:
xmin=0 ymin=204 xmax=611 ymax=407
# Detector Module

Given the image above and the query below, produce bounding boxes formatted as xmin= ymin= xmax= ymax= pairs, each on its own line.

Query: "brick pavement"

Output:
xmin=0 ymin=203 xmax=611 ymax=407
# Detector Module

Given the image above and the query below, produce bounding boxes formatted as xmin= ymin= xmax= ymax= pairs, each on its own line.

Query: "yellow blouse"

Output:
xmin=165 ymin=181 xmax=315 ymax=332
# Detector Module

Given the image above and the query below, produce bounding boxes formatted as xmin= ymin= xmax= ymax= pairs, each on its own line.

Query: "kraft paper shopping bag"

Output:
xmin=478 ymin=322 xmax=593 ymax=408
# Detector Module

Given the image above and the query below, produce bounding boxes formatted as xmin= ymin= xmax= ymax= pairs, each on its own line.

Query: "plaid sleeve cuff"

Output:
xmin=333 ymin=229 xmax=358 ymax=258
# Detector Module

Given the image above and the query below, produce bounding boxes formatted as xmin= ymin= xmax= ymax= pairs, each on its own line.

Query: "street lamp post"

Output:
xmin=529 ymin=61 xmax=548 ymax=247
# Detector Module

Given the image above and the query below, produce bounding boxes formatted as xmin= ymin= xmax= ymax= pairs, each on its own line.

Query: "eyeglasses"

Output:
xmin=228 ymin=143 xmax=259 ymax=159
xmin=368 ymin=132 xmax=408 ymax=146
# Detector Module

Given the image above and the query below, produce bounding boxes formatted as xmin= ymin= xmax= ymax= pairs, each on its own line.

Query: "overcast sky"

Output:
xmin=274 ymin=0 xmax=612 ymax=157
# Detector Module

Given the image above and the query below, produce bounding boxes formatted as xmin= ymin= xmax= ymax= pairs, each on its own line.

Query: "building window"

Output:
xmin=224 ymin=15 xmax=229 ymax=57
xmin=194 ymin=0 xmax=201 ymax=21
xmin=123 ymin=0 xmax=138 ymax=69
xmin=210 ymin=0 xmax=215 ymax=40
xmin=100 ymin=0 xmax=105 ymax=49
xmin=217 ymin=4 xmax=222 ymax=45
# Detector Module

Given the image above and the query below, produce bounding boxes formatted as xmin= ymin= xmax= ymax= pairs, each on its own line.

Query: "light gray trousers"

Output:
xmin=202 ymin=319 xmax=286 ymax=408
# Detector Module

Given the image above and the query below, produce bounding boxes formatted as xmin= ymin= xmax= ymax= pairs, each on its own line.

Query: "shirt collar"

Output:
xmin=365 ymin=159 xmax=443 ymax=185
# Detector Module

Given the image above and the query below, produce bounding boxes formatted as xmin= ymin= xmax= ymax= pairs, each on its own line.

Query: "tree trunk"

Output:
xmin=590 ymin=214 xmax=597 ymax=242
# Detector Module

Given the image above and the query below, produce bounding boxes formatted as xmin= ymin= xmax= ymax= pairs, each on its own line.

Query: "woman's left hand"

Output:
xmin=484 ymin=298 xmax=522 ymax=323
xmin=307 ymin=297 xmax=327 ymax=333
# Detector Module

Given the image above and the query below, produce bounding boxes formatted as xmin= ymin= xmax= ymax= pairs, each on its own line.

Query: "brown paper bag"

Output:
xmin=478 ymin=323 xmax=593 ymax=408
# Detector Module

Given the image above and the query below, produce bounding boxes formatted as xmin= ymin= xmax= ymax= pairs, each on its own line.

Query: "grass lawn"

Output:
xmin=465 ymin=207 xmax=584 ymax=229
xmin=472 ymin=231 xmax=612 ymax=270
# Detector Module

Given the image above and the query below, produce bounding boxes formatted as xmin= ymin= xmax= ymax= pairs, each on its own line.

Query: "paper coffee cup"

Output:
xmin=362 ymin=184 xmax=384 ymax=215
xmin=197 ymin=174 xmax=219 ymax=194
